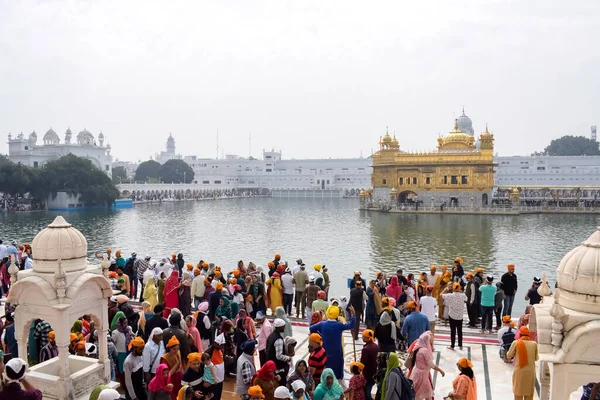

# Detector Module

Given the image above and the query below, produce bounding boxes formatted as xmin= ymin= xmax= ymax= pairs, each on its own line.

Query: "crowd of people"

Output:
xmin=0 ymin=243 xmax=550 ymax=400
xmin=129 ymin=188 xmax=270 ymax=202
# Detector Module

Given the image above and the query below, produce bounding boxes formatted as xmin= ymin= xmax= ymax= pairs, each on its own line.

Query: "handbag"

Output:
xmin=404 ymin=348 xmax=418 ymax=370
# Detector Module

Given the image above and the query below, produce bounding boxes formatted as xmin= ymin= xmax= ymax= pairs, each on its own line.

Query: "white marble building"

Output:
xmin=152 ymin=133 xmax=371 ymax=191
xmin=7 ymin=128 xmax=113 ymax=178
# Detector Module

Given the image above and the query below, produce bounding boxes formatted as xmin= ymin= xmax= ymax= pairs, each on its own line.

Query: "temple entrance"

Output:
xmin=482 ymin=193 xmax=488 ymax=206
xmin=398 ymin=190 xmax=418 ymax=204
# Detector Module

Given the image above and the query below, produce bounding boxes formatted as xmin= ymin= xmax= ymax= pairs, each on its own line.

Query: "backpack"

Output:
xmin=501 ymin=328 xmax=516 ymax=353
xmin=124 ymin=258 xmax=135 ymax=276
xmin=391 ymin=368 xmax=415 ymax=400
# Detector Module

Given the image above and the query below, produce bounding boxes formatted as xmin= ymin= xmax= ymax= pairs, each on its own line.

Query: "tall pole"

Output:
xmin=249 ymin=133 xmax=252 ymax=158
xmin=216 ymin=129 xmax=219 ymax=160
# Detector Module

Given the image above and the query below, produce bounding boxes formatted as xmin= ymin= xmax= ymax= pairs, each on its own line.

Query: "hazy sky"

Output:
xmin=1 ymin=1 xmax=598 ymax=162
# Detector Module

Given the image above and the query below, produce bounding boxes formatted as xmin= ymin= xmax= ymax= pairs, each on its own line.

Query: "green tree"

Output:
xmin=158 ymin=159 xmax=195 ymax=183
xmin=112 ymin=166 xmax=128 ymax=184
xmin=42 ymin=154 xmax=119 ymax=206
xmin=134 ymin=160 xmax=161 ymax=182
xmin=539 ymin=135 xmax=600 ymax=156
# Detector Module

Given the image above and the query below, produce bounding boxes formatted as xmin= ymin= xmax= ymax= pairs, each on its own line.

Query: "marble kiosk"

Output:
xmin=532 ymin=227 xmax=600 ymax=399
xmin=7 ymin=216 xmax=118 ymax=399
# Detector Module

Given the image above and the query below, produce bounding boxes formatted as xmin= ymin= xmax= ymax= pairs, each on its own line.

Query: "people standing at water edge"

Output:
xmin=501 ymin=264 xmax=518 ymax=317
xmin=524 ymin=277 xmax=542 ymax=305
xmin=442 ymin=282 xmax=467 ymax=350
xmin=479 ymin=276 xmax=497 ymax=334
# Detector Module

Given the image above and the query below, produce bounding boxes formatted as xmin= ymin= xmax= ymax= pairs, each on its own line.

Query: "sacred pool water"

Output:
xmin=2 ymin=198 xmax=598 ymax=315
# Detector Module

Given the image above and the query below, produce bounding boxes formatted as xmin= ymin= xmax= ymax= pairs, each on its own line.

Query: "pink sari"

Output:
xmin=407 ymin=331 xmax=435 ymax=399
xmin=187 ymin=316 xmax=203 ymax=352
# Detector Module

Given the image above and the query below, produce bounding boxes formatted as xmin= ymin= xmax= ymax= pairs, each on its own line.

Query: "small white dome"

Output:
xmin=556 ymin=227 xmax=600 ymax=312
xmin=31 ymin=216 xmax=88 ymax=273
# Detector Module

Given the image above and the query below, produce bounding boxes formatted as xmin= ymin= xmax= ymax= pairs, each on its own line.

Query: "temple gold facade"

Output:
xmin=371 ymin=120 xmax=495 ymax=206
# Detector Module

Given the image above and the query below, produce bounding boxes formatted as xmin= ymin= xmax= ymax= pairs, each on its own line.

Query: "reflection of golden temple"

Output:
xmin=372 ymin=119 xmax=495 ymax=207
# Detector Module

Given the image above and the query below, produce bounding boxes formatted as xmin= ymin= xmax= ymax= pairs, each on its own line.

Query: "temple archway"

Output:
xmin=398 ymin=190 xmax=418 ymax=204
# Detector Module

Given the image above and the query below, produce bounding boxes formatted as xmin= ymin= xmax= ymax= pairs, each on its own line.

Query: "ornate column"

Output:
xmin=98 ymin=300 xmax=111 ymax=382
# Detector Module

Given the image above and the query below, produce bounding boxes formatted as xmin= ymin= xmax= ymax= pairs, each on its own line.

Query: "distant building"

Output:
xmin=149 ymin=133 xmax=371 ymax=190
xmin=494 ymin=155 xmax=600 ymax=187
xmin=7 ymin=128 xmax=113 ymax=177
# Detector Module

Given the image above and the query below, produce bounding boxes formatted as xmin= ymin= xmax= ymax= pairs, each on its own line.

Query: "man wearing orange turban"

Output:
xmin=507 ymin=326 xmax=538 ymax=400
xmin=124 ymin=337 xmax=145 ymax=400
xmin=40 ymin=331 xmax=58 ymax=362
xmin=501 ymin=263 xmax=518 ymax=317
xmin=360 ymin=329 xmax=378 ymax=398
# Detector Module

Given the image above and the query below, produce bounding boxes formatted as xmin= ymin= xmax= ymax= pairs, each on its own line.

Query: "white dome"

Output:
xmin=457 ymin=109 xmax=474 ymax=136
xmin=31 ymin=216 xmax=88 ymax=273
xmin=556 ymin=227 xmax=600 ymax=313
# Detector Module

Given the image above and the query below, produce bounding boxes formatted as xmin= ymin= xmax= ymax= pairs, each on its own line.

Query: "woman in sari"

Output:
xmin=161 ymin=336 xmax=183 ymax=400
xmin=179 ymin=271 xmax=192 ymax=317
xmin=507 ymin=326 xmax=538 ymax=400
xmin=220 ymin=319 xmax=236 ymax=375
xmin=313 ymin=368 xmax=344 ymax=400
xmin=234 ymin=318 xmax=249 ymax=362
xmin=252 ymin=361 xmax=278 ymax=400
xmin=138 ymin=301 xmax=153 ymax=338
xmin=144 ymin=276 xmax=159 ymax=310
xmin=275 ymin=306 xmax=293 ymax=338
xmin=266 ymin=272 xmax=283 ymax=314
xmin=185 ymin=315 xmax=202 ymax=353
xmin=287 ymin=359 xmax=315 ymax=397
xmin=148 ymin=363 xmax=174 ymax=400
xmin=365 ymin=280 xmax=379 ymax=330
xmin=215 ymin=297 xmax=232 ymax=322
xmin=235 ymin=309 xmax=256 ymax=340
xmin=406 ymin=331 xmax=445 ymax=400
xmin=446 ymin=358 xmax=477 ymax=400
xmin=111 ymin=316 xmax=133 ymax=384
xmin=163 ymin=270 xmax=180 ymax=318
xmin=158 ymin=272 xmax=167 ymax=305
xmin=435 ymin=272 xmax=452 ymax=323
xmin=385 ymin=276 xmax=402 ymax=303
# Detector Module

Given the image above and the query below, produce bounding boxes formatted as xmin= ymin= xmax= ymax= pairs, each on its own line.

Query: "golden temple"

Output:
xmin=371 ymin=119 xmax=495 ymax=206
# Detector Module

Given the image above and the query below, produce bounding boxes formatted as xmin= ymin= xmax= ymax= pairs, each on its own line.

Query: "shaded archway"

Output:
xmin=398 ymin=190 xmax=418 ymax=204
xmin=482 ymin=193 xmax=488 ymax=206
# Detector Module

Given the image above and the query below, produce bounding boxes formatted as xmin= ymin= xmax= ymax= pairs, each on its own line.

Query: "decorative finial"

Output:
xmin=8 ymin=255 xmax=19 ymax=284
xmin=454 ymin=119 xmax=460 ymax=131
xmin=462 ymin=106 xmax=465 ymax=115
xmin=386 ymin=126 xmax=389 ymax=135
xmin=485 ymin=123 xmax=489 ymax=133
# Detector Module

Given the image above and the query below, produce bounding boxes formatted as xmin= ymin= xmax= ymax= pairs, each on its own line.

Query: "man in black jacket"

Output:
xmin=162 ymin=313 xmax=190 ymax=362
xmin=143 ymin=304 xmax=169 ymax=341
xmin=500 ymin=264 xmax=518 ymax=316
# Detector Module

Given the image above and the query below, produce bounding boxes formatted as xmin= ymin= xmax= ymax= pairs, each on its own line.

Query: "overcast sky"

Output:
xmin=1 ymin=1 xmax=598 ymax=162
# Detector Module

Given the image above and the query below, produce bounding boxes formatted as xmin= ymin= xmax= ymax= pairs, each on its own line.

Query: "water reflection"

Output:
xmin=1 ymin=199 xmax=598 ymax=316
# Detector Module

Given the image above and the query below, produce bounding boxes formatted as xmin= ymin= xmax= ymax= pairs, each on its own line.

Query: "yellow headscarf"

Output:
xmin=128 ymin=336 xmax=145 ymax=351
xmin=177 ymin=385 xmax=189 ymax=400
xmin=457 ymin=358 xmax=473 ymax=369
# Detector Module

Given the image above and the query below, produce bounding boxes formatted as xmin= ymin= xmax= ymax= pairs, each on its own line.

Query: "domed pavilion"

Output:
xmin=531 ymin=227 xmax=600 ymax=399
xmin=7 ymin=216 xmax=117 ymax=399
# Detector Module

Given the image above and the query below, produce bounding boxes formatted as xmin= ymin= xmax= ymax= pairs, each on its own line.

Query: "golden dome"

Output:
xmin=382 ymin=133 xmax=392 ymax=143
xmin=391 ymin=135 xmax=399 ymax=147
xmin=437 ymin=119 xmax=476 ymax=151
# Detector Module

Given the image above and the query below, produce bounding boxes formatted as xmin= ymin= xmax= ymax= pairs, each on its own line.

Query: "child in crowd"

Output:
xmin=201 ymin=352 xmax=216 ymax=395
xmin=347 ymin=361 xmax=366 ymax=400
